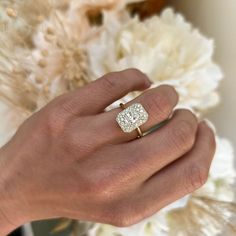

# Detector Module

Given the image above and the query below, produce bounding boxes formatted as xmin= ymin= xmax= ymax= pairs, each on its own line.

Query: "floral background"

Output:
xmin=0 ymin=0 xmax=235 ymax=235
xmin=168 ymin=0 xmax=236 ymax=158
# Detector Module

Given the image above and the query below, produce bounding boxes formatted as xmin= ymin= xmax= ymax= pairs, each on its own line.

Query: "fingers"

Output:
xmin=128 ymin=121 xmax=216 ymax=224
xmin=58 ymin=69 xmax=152 ymax=116
xmin=115 ymin=109 xmax=198 ymax=181
xmin=98 ymin=121 xmax=216 ymax=227
xmin=97 ymin=84 xmax=178 ymax=143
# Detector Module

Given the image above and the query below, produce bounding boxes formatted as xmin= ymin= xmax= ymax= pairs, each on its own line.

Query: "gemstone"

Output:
xmin=116 ymin=103 xmax=149 ymax=133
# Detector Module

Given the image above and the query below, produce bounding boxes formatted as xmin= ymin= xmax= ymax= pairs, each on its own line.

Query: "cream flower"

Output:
xmin=29 ymin=8 xmax=91 ymax=108
xmin=0 ymin=0 xmax=142 ymax=112
xmin=0 ymin=0 xmax=55 ymax=46
xmin=195 ymin=137 xmax=235 ymax=202
xmin=87 ymin=8 xmax=223 ymax=112
xmin=0 ymin=0 xmax=93 ymax=112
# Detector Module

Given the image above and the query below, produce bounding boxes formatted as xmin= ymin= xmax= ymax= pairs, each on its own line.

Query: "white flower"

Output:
xmin=195 ymin=136 xmax=235 ymax=202
xmin=87 ymin=8 xmax=223 ymax=112
xmin=210 ymin=137 xmax=235 ymax=180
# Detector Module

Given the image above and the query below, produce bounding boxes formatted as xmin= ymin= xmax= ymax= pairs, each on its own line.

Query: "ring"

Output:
xmin=116 ymin=102 xmax=149 ymax=138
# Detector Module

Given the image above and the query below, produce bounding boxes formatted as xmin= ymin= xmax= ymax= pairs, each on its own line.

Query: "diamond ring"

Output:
xmin=116 ymin=103 xmax=149 ymax=138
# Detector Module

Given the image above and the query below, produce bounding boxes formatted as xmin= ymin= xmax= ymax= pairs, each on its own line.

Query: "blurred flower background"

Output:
xmin=0 ymin=0 xmax=235 ymax=235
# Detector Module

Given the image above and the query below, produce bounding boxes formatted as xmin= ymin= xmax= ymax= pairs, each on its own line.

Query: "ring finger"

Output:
xmin=97 ymin=84 xmax=179 ymax=143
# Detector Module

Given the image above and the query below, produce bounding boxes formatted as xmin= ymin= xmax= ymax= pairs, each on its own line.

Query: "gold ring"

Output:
xmin=136 ymin=126 xmax=143 ymax=138
xmin=116 ymin=102 xmax=148 ymax=138
xmin=120 ymin=102 xmax=126 ymax=110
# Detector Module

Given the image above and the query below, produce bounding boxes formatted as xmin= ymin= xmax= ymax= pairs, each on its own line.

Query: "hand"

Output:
xmin=0 ymin=69 xmax=216 ymax=234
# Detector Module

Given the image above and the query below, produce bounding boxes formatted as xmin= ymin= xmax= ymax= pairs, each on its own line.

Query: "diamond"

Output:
xmin=116 ymin=103 xmax=149 ymax=133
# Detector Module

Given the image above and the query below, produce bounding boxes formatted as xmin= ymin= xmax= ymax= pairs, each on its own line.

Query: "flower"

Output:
xmin=195 ymin=136 xmax=236 ymax=202
xmin=87 ymin=8 xmax=223 ymax=112
xmin=0 ymin=0 xmax=143 ymax=113
xmin=28 ymin=8 xmax=92 ymax=109
xmin=0 ymin=0 xmax=93 ymax=114
xmin=0 ymin=0 xmax=55 ymax=46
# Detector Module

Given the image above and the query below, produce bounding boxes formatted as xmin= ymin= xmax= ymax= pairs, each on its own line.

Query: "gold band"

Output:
xmin=119 ymin=103 xmax=144 ymax=138
xmin=136 ymin=126 xmax=143 ymax=138
xmin=119 ymin=102 xmax=126 ymax=110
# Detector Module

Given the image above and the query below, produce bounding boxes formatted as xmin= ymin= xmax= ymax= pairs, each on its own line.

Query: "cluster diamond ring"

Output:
xmin=116 ymin=103 xmax=149 ymax=138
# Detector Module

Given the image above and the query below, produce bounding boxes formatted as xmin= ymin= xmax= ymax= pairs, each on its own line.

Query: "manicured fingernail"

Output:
xmin=202 ymin=119 xmax=216 ymax=134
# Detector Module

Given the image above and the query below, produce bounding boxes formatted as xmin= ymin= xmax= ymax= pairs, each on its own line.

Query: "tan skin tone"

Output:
xmin=0 ymin=69 xmax=216 ymax=235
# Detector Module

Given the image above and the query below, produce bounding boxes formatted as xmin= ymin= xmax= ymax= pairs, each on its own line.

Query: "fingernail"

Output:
xmin=144 ymin=79 xmax=152 ymax=88
xmin=202 ymin=119 xmax=216 ymax=134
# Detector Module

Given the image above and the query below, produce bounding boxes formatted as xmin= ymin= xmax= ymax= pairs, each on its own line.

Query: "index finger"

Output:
xmin=60 ymin=69 xmax=152 ymax=116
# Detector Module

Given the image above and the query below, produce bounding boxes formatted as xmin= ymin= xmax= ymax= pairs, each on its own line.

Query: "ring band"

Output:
xmin=120 ymin=102 xmax=126 ymax=110
xmin=136 ymin=126 xmax=143 ymax=138
xmin=116 ymin=102 xmax=149 ymax=138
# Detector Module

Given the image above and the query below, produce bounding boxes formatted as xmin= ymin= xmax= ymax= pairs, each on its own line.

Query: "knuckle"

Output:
xmin=172 ymin=119 xmax=196 ymax=151
xmin=178 ymin=109 xmax=198 ymax=124
xmin=158 ymin=84 xmax=179 ymax=106
xmin=64 ymin=129 xmax=86 ymax=154
xmin=159 ymin=84 xmax=178 ymax=98
xmin=85 ymin=177 xmax=116 ymax=201
xmin=110 ymin=205 xmax=140 ymax=227
xmin=111 ymin=217 xmax=134 ymax=228
xmin=146 ymin=92 xmax=172 ymax=118
xmin=122 ymin=68 xmax=149 ymax=87
xmin=101 ymin=73 xmax=121 ymax=91
xmin=59 ymin=97 xmax=81 ymax=115
xmin=126 ymin=68 xmax=145 ymax=77
xmin=44 ymin=106 xmax=67 ymax=135
xmin=110 ymin=215 xmax=131 ymax=227
xmin=184 ymin=164 xmax=209 ymax=193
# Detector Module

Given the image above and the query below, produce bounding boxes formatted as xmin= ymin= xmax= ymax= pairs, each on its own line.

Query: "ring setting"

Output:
xmin=116 ymin=103 xmax=149 ymax=138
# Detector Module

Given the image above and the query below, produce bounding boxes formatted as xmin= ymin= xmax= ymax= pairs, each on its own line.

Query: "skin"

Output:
xmin=0 ymin=69 xmax=216 ymax=235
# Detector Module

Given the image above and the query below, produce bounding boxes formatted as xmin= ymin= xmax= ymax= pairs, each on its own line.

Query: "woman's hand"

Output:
xmin=0 ymin=69 xmax=216 ymax=235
